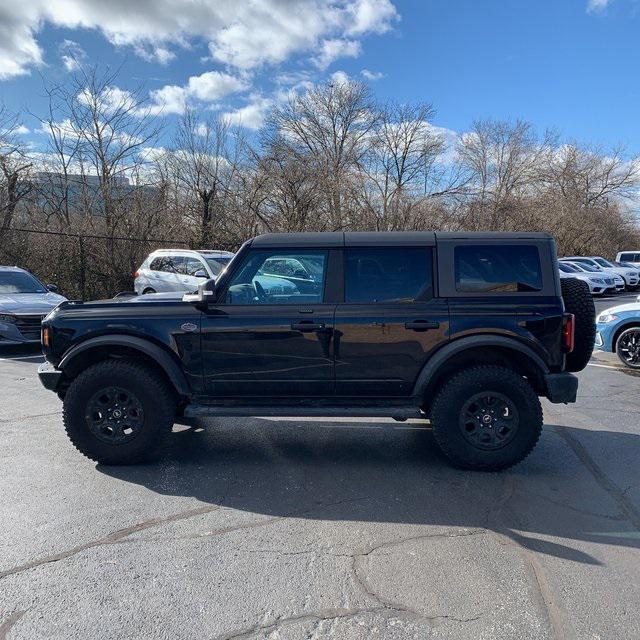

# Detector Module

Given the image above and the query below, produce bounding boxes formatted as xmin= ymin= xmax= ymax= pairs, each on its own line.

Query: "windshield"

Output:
xmin=559 ymin=262 xmax=578 ymax=273
xmin=594 ymin=258 xmax=614 ymax=268
xmin=0 ymin=271 xmax=47 ymax=294
xmin=204 ymin=256 xmax=232 ymax=275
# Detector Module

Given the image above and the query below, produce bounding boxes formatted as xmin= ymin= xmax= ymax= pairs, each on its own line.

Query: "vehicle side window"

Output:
xmin=184 ymin=257 xmax=206 ymax=276
xmin=224 ymin=250 xmax=327 ymax=304
xmin=150 ymin=256 xmax=183 ymax=273
xmin=455 ymin=245 xmax=542 ymax=293
xmin=344 ymin=247 xmax=433 ymax=303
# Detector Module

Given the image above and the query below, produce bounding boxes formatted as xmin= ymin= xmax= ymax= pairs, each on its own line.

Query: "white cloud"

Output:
xmin=330 ymin=70 xmax=350 ymax=85
xmin=149 ymin=71 xmax=248 ymax=115
xmin=587 ymin=0 xmax=612 ymax=12
xmin=223 ymin=95 xmax=273 ymax=130
xmin=345 ymin=0 xmax=399 ymax=35
xmin=0 ymin=1 xmax=399 ymax=79
xmin=314 ymin=38 xmax=361 ymax=69
xmin=59 ymin=39 xmax=86 ymax=71
xmin=361 ymin=68 xmax=384 ymax=80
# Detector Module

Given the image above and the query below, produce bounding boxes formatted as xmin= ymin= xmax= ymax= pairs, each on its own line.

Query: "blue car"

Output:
xmin=0 ymin=266 xmax=66 ymax=344
xmin=595 ymin=300 xmax=640 ymax=368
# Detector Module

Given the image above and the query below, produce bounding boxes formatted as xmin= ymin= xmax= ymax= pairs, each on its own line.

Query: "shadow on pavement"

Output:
xmin=99 ymin=419 xmax=639 ymax=566
xmin=0 ymin=344 xmax=43 ymax=362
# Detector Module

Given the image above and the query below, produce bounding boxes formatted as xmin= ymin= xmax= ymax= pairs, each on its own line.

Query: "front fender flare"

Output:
xmin=59 ymin=334 xmax=191 ymax=398
xmin=411 ymin=334 xmax=550 ymax=398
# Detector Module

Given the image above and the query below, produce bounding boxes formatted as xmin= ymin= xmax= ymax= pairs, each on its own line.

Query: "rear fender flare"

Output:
xmin=412 ymin=335 xmax=550 ymax=398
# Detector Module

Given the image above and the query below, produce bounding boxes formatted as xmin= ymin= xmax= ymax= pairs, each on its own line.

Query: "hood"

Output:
xmin=0 ymin=292 xmax=67 ymax=314
xmin=599 ymin=302 xmax=640 ymax=316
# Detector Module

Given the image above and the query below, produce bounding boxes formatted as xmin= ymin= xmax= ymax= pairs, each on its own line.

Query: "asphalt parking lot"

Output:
xmin=1 ymin=293 xmax=639 ymax=640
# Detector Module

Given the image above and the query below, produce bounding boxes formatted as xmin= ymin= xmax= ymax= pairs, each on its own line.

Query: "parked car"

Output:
xmin=562 ymin=256 xmax=639 ymax=290
xmin=0 ymin=266 xmax=66 ymax=345
xmin=595 ymin=302 xmax=640 ymax=368
xmin=560 ymin=261 xmax=617 ymax=294
xmin=134 ymin=249 xmax=234 ymax=295
xmin=39 ymin=231 xmax=595 ymax=471
xmin=558 ymin=261 xmax=610 ymax=295
xmin=616 ymin=251 xmax=640 ymax=267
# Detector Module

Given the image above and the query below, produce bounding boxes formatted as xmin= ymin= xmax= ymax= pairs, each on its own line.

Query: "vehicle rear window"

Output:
xmin=619 ymin=252 xmax=639 ymax=262
xmin=455 ymin=245 xmax=542 ymax=293
xmin=344 ymin=247 xmax=433 ymax=303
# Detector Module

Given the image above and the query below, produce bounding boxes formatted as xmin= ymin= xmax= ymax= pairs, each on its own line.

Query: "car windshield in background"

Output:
xmin=559 ymin=262 xmax=579 ymax=273
xmin=0 ymin=271 xmax=47 ymax=294
xmin=205 ymin=257 xmax=232 ymax=275
xmin=594 ymin=258 xmax=615 ymax=268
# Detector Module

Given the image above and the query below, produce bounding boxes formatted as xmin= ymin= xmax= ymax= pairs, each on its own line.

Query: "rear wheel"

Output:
xmin=430 ymin=366 xmax=543 ymax=471
xmin=63 ymin=360 xmax=176 ymax=464
xmin=615 ymin=327 xmax=640 ymax=369
xmin=561 ymin=278 xmax=596 ymax=372
xmin=142 ymin=287 xmax=156 ymax=295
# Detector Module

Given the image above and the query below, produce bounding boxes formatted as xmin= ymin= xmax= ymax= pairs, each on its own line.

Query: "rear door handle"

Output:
xmin=291 ymin=321 xmax=326 ymax=332
xmin=404 ymin=320 xmax=440 ymax=331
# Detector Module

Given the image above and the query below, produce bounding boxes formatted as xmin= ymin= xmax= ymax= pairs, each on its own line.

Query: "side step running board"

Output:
xmin=183 ymin=405 xmax=424 ymax=421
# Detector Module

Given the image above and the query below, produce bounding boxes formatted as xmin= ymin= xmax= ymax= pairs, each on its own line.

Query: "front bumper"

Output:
xmin=0 ymin=323 xmax=40 ymax=344
xmin=545 ymin=372 xmax=578 ymax=404
xmin=38 ymin=361 xmax=63 ymax=391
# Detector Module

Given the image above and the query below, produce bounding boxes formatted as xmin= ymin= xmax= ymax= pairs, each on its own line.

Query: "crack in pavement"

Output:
xmin=553 ymin=425 xmax=640 ymax=532
xmin=0 ymin=504 xmax=221 ymax=580
xmin=486 ymin=475 xmax=575 ymax=640
xmin=349 ymin=530 xmax=488 ymax=627
xmin=0 ymin=411 xmax=62 ymax=424
xmin=215 ymin=606 xmax=389 ymax=640
xmin=0 ymin=610 xmax=26 ymax=640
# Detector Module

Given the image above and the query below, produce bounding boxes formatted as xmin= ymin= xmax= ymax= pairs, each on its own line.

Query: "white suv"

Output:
xmin=562 ymin=256 xmax=639 ymax=291
xmin=134 ymin=249 xmax=234 ymax=295
xmin=616 ymin=251 xmax=640 ymax=268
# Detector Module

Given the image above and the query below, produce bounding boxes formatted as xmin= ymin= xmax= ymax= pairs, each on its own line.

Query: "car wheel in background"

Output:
xmin=430 ymin=365 xmax=543 ymax=471
xmin=63 ymin=360 xmax=176 ymax=464
xmin=142 ymin=288 xmax=156 ymax=294
xmin=561 ymin=278 xmax=596 ymax=372
xmin=615 ymin=327 xmax=640 ymax=369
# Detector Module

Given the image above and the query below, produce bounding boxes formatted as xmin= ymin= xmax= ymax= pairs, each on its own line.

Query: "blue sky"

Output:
xmin=1 ymin=0 xmax=638 ymax=154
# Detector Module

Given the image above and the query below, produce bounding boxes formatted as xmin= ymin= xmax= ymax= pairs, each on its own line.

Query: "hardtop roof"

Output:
xmin=250 ymin=231 xmax=553 ymax=248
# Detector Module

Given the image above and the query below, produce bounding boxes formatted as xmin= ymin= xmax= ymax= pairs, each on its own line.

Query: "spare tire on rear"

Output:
xmin=561 ymin=278 xmax=595 ymax=372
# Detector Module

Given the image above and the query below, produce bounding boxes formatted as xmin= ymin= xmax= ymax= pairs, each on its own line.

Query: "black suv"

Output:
xmin=38 ymin=232 xmax=594 ymax=470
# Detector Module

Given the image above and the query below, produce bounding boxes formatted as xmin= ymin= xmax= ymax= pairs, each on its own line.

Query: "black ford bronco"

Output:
xmin=38 ymin=232 xmax=595 ymax=470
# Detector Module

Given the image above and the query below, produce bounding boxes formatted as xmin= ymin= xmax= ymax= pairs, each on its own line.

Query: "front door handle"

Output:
xmin=404 ymin=320 xmax=440 ymax=331
xmin=291 ymin=321 xmax=326 ymax=332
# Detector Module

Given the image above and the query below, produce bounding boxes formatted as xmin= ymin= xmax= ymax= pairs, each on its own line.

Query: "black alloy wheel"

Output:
xmin=86 ymin=386 xmax=144 ymax=444
xmin=459 ymin=392 xmax=519 ymax=451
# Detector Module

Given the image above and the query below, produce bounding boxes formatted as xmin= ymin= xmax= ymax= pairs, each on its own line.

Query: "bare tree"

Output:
xmin=265 ymin=80 xmax=379 ymax=230
xmin=0 ymin=105 xmax=32 ymax=242
xmin=166 ymin=110 xmax=247 ymax=246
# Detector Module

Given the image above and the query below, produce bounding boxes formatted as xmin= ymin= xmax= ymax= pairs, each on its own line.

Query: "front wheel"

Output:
xmin=616 ymin=327 xmax=640 ymax=369
xmin=63 ymin=360 xmax=176 ymax=464
xmin=430 ymin=366 xmax=543 ymax=471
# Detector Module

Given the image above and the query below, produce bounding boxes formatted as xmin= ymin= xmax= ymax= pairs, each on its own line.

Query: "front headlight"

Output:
xmin=0 ymin=313 xmax=17 ymax=324
xmin=597 ymin=313 xmax=618 ymax=323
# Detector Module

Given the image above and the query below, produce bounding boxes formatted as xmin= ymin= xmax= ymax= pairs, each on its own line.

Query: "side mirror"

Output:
xmin=47 ymin=284 xmax=59 ymax=292
xmin=194 ymin=269 xmax=208 ymax=278
xmin=183 ymin=278 xmax=218 ymax=304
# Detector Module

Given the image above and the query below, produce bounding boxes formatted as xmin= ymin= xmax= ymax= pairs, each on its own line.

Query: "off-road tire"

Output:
xmin=63 ymin=359 xmax=176 ymax=464
xmin=431 ymin=365 xmax=543 ymax=471
xmin=561 ymin=278 xmax=595 ymax=372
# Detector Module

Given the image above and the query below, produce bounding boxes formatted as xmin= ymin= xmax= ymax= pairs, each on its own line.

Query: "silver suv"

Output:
xmin=0 ymin=266 xmax=66 ymax=344
xmin=134 ymin=249 xmax=234 ymax=295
